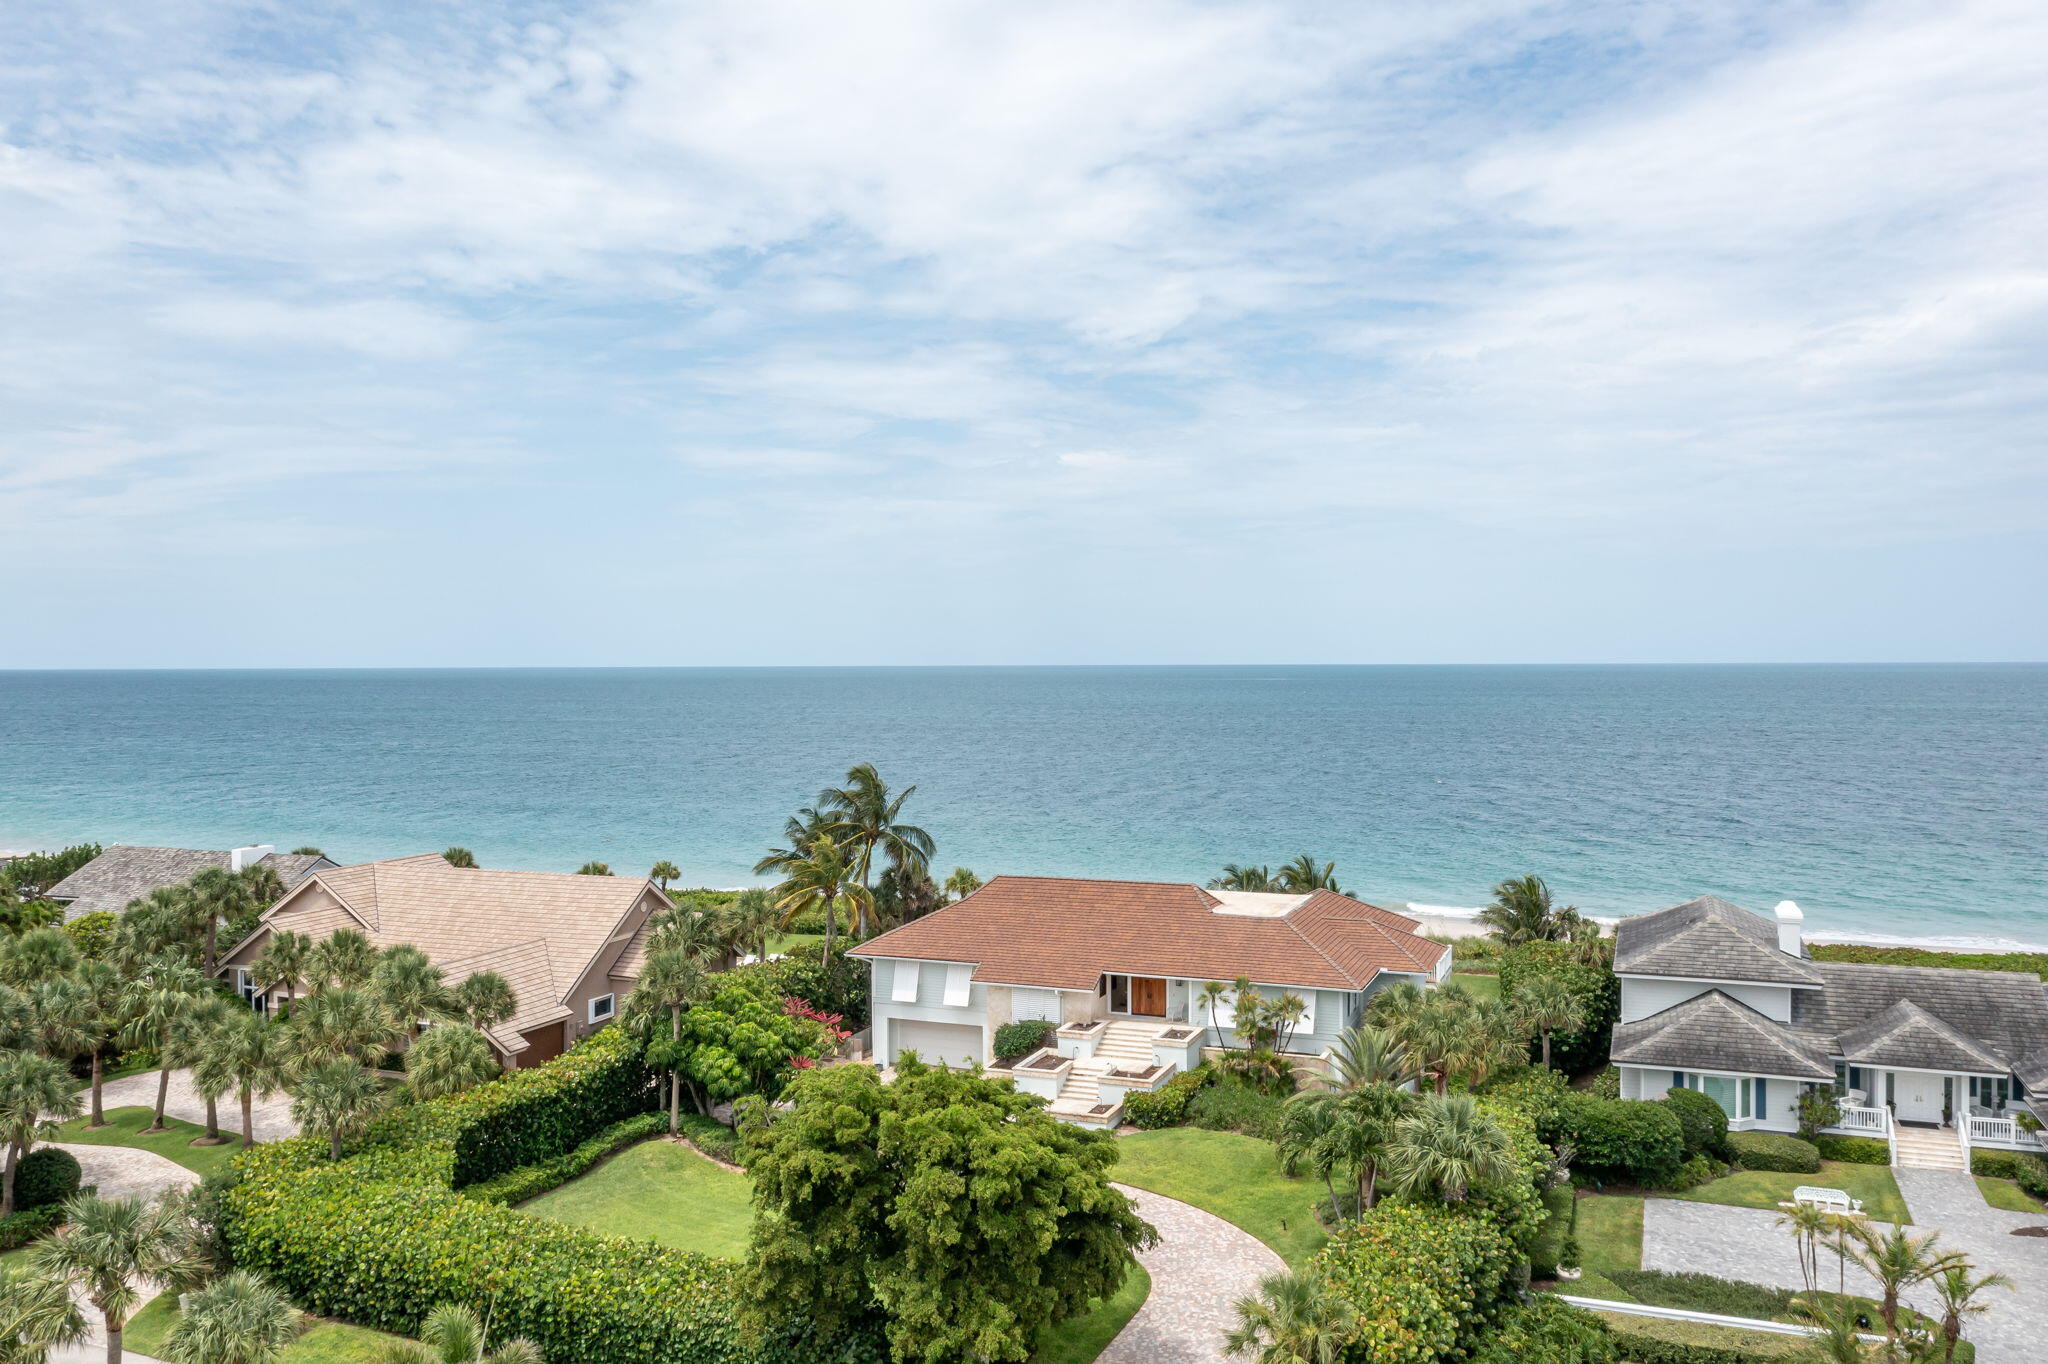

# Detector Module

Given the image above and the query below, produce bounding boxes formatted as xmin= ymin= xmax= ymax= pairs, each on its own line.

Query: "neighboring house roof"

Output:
xmin=45 ymin=845 xmax=336 ymax=921
xmin=849 ymin=875 xmax=1447 ymax=992
xmin=1611 ymin=990 xmax=1837 ymax=1081
xmin=1613 ymin=895 xmax=1826 ymax=987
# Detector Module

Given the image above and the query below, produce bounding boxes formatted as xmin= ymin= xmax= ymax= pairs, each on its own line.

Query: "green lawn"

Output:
xmin=1449 ymin=970 xmax=1500 ymax=1001
xmin=1976 ymin=1175 xmax=2045 ymax=1213
xmin=520 ymin=1138 xmax=755 ymax=1257
xmin=1574 ymin=1193 xmax=1643 ymax=1277
xmin=53 ymin=1107 xmax=244 ymax=1179
xmin=127 ymin=1294 xmax=393 ymax=1364
xmin=1113 ymin=1129 xmax=1328 ymax=1266
xmin=1033 ymin=1261 xmax=1150 ymax=1364
xmin=1668 ymin=1160 xmax=1909 ymax=1225
xmin=765 ymin=932 xmax=825 ymax=957
xmin=1596 ymin=1311 xmax=1810 ymax=1360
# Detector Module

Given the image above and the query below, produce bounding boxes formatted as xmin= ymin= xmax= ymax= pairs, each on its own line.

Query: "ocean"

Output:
xmin=1 ymin=665 xmax=2043 ymax=947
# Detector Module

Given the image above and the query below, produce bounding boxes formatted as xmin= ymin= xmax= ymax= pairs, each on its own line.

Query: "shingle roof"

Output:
xmin=1799 ymin=962 xmax=2048 ymax=1077
xmin=1834 ymin=1000 xmax=2008 ymax=1074
xmin=849 ymin=875 xmax=1446 ymax=992
xmin=1613 ymin=895 xmax=1826 ymax=987
xmin=46 ymin=845 xmax=334 ymax=920
xmin=1611 ymin=990 xmax=1837 ymax=1081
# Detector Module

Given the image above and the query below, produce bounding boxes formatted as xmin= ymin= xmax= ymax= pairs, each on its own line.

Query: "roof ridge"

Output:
xmin=1281 ymin=916 xmax=1359 ymax=988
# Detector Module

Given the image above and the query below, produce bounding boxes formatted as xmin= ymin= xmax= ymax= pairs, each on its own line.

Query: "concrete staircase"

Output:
xmin=1892 ymin=1125 xmax=1967 ymax=1170
xmin=1051 ymin=1021 xmax=1162 ymax=1113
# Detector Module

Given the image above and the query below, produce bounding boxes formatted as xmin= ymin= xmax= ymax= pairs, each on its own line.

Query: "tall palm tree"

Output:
xmin=191 ymin=1011 xmax=291 ymax=1149
xmin=1323 ymin=1025 xmax=1411 ymax=1092
xmin=370 ymin=1302 xmax=542 ymax=1364
xmin=1223 ymin=1271 xmax=1355 ymax=1364
xmin=70 ymin=960 xmax=130 ymax=1128
xmin=1789 ymin=1296 xmax=1870 ymax=1364
xmin=719 ymin=889 xmax=780 ymax=963
xmin=1195 ymin=981 xmax=1231 ymax=1033
xmin=250 ymin=930 xmax=312 ymax=1013
xmin=1385 ymin=1093 xmax=1517 ymax=1202
xmin=0 ymin=1261 xmax=87 ymax=1364
xmin=1276 ymin=1092 xmax=1348 ymax=1223
xmin=1512 ymin=973 xmax=1585 ymax=1069
xmin=1382 ymin=991 xmax=1468 ymax=1095
xmin=403 ymin=1025 xmax=500 ymax=1101
xmin=22 ymin=977 xmax=94 ymax=1067
xmin=285 ymin=988 xmax=388 ymax=1068
xmin=0 ymin=929 xmax=80 ymax=988
xmin=1777 ymin=1199 xmax=1835 ymax=1296
xmin=1330 ymin=1084 xmax=1414 ymax=1212
xmin=821 ymin=763 xmax=935 ymax=932
xmin=1928 ymin=1263 xmax=2012 ymax=1363
xmin=121 ymin=960 xmax=207 ymax=1132
xmin=371 ymin=946 xmax=448 ymax=1043
xmin=1840 ymin=1222 xmax=1969 ymax=1345
xmin=633 ymin=948 xmax=707 ymax=1133
xmin=1268 ymin=993 xmax=1308 ymax=1054
xmin=305 ymin=930 xmax=378 ymax=992
xmin=1476 ymin=874 xmax=1575 ymax=945
xmin=164 ymin=1270 xmax=301 ymax=1364
xmin=575 ymin=862 xmax=612 ymax=876
xmin=290 ymin=1059 xmax=384 ymax=1161
xmin=1273 ymin=857 xmax=1346 ymax=896
xmin=167 ymin=993 xmax=235 ymax=1143
xmin=943 ymin=868 xmax=983 ymax=902
xmin=0 ymin=1052 xmax=82 ymax=1216
xmin=1209 ymin=865 xmax=1274 ymax=893
xmin=765 ymin=832 xmax=869 ymax=958
xmin=441 ymin=848 xmax=477 ymax=869
xmin=648 ymin=861 xmax=681 ymax=891
xmin=185 ymin=867 xmax=250 ymax=977
xmin=451 ymin=972 xmax=517 ymax=1032
xmin=32 ymin=1193 xmax=208 ymax=1364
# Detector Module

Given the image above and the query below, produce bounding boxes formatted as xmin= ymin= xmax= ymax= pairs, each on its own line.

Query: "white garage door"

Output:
xmin=892 ymin=1019 xmax=983 ymax=1068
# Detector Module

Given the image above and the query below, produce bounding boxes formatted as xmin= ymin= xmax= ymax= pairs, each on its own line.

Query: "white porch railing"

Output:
xmin=1834 ymin=1103 xmax=1889 ymax=1134
xmin=1966 ymin=1114 xmax=2043 ymax=1149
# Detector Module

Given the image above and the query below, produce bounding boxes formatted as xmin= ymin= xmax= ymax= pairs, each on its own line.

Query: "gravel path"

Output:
xmin=93 ymin=1067 xmax=297 ymax=1142
xmin=1098 ymin=1183 xmax=1285 ymax=1364
xmin=1641 ymin=1170 xmax=2048 ymax=1364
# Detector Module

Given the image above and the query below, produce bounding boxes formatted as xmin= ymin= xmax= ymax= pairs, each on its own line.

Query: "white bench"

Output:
xmin=1791 ymin=1186 xmax=1861 ymax=1215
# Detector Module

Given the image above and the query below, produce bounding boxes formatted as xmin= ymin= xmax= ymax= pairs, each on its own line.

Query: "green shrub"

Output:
xmin=1603 ymin=1269 xmax=1800 ymax=1320
xmin=686 ymin=1121 xmax=740 ymax=1167
xmin=446 ymin=1025 xmax=657 ymax=1188
xmin=1728 ymin=1131 xmax=1820 ymax=1174
xmin=1529 ymin=1185 xmax=1574 ymax=1278
xmin=13 ymin=1147 xmax=82 ymax=1211
xmin=461 ymin=1112 xmax=665 ymax=1206
xmin=1643 ymin=1154 xmax=1723 ymax=1192
xmin=1589 ymin=1065 xmax=1620 ymax=1099
xmin=1468 ymin=1296 xmax=1615 ymax=1364
xmin=1547 ymin=1092 xmax=1684 ymax=1183
xmin=1600 ymin=1318 xmax=1784 ymax=1364
xmin=992 ymin=1018 xmax=1056 ymax=1060
xmin=1311 ymin=1200 xmax=1522 ymax=1362
xmin=738 ymin=943 xmax=870 ymax=1028
xmin=1184 ymin=1076 xmax=1285 ymax=1140
xmin=1120 ymin=1068 xmax=1209 ymax=1129
xmin=1498 ymin=942 xmax=1619 ymax=1075
xmin=1971 ymin=1148 xmax=2048 ymax=1199
xmin=1482 ymin=1067 xmax=1571 ymax=1131
xmin=1659 ymin=1087 xmax=1729 ymax=1160
xmin=0 ymin=1205 xmax=65 ymax=1252
xmin=1813 ymin=1135 xmax=1891 ymax=1166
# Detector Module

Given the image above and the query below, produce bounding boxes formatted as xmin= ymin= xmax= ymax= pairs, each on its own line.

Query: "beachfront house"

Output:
xmin=216 ymin=853 xmax=669 ymax=1067
xmin=849 ymin=875 xmax=1451 ymax=1127
xmin=1608 ymin=895 xmax=2048 ymax=1167
xmin=46 ymin=843 xmax=335 ymax=921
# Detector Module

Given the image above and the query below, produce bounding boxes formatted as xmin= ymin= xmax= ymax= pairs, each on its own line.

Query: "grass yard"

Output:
xmin=53 ymin=1106 xmax=244 ymax=1178
xmin=1449 ymin=970 xmax=1500 ymax=1001
xmin=126 ymin=1294 xmax=392 ymax=1364
xmin=1032 ymin=1261 xmax=1150 ymax=1364
xmin=1573 ymin=1192 xmax=1643 ymax=1276
xmin=1596 ymin=1311 xmax=1810 ymax=1359
xmin=1113 ymin=1129 xmax=1328 ymax=1266
xmin=520 ymin=1138 xmax=755 ymax=1257
xmin=1976 ymin=1175 xmax=2045 ymax=1213
xmin=765 ymin=932 xmax=825 ymax=957
xmin=1668 ymin=1160 xmax=1909 ymax=1224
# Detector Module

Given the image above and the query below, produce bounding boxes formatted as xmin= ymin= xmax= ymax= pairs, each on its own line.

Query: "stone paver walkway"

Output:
xmin=1099 ymin=1183 xmax=1285 ymax=1364
xmin=93 ymin=1067 xmax=297 ymax=1142
xmin=1642 ymin=1169 xmax=2048 ymax=1364
xmin=49 ymin=1143 xmax=199 ymax=1203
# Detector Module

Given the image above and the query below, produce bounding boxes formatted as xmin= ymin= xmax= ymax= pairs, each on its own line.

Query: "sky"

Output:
xmin=4 ymin=0 xmax=2044 ymax=667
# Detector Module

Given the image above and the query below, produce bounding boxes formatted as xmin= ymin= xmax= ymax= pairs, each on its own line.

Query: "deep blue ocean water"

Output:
xmin=1 ymin=665 xmax=2043 ymax=946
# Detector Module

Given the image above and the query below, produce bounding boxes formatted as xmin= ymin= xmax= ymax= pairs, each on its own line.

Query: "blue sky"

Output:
xmin=5 ymin=0 xmax=2044 ymax=666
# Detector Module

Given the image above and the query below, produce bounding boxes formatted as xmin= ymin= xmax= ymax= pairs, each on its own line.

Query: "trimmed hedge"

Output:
xmin=14 ymin=1147 xmax=82 ymax=1211
xmin=1311 ymin=1201 xmax=1521 ymax=1363
xmin=1498 ymin=942 xmax=1620 ymax=1075
xmin=1971 ymin=1148 xmax=2048 ymax=1199
xmin=446 ymin=1025 xmax=657 ymax=1187
xmin=461 ymin=1112 xmax=666 ymax=1206
xmin=1813 ymin=1135 xmax=1891 ymax=1166
xmin=991 ymin=1018 xmax=1056 ymax=1061
xmin=1472 ymin=1296 xmax=1615 ymax=1364
xmin=1728 ymin=1131 xmax=1820 ymax=1174
xmin=1529 ymin=1185 xmax=1574 ymax=1278
xmin=1121 ymin=1067 xmax=1211 ymax=1129
xmin=1185 ymin=1077 xmax=1286 ymax=1140
xmin=1660 ymin=1087 xmax=1729 ymax=1161
xmin=1546 ymin=1092 xmax=1684 ymax=1183
xmin=0 ymin=1204 xmax=66 ymax=1252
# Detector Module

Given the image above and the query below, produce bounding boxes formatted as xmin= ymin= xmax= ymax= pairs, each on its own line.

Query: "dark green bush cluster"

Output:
xmin=1120 ymin=1067 xmax=1212 ymax=1129
xmin=1813 ymin=1135 xmax=1891 ymax=1165
xmin=1544 ymin=1092 xmax=1684 ymax=1183
xmin=446 ymin=1025 xmax=657 ymax=1187
xmin=461 ymin=1112 xmax=665 ymax=1206
xmin=1971 ymin=1148 xmax=2048 ymax=1199
xmin=1589 ymin=1066 xmax=1620 ymax=1099
xmin=1597 ymin=1321 xmax=1774 ymax=1364
xmin=1660 ymin=1086 xmax=1731 ymax=1161
xmin=727 ymin=942 xmax=870 ymax=1029
xmin=1498 ymin=941 xmax=1620 ymax=1074
xmin=1643 ymin=1153 xmax=1723 ymax=1192
xmin=1481 ymin=1066 xmax=1571 ymax=1131
xmin=682 ymin=1116 xmax=741 ymax=1166
xmin=991 ymin=1018 xmax=1056 ymax=1060
xmin=0 ymin=1204 xmax=66 ymax=1252
xmin=1468 ymin=1295 xmax=1615 ymax=1364
xmin=13 ymin=1147 xmax=82 ymax=1211
xmin=1728 ymin=1131 xmax=1820 ymax=1174
xmin=1529 ymin=1185 xmax=1575 ymax=1278
xmin=1185 ymin=1075 xmax=1286 ymax=1140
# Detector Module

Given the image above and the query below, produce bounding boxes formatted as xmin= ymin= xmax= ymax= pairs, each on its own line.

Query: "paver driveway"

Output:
xmin=94 ymin=1066 xmax=298 ymax=1142
xmin=1098 ymin=1183 xmax=1285 ymax=1364
xmin=1641 ymin=1169 xmax=2048 ymax=1364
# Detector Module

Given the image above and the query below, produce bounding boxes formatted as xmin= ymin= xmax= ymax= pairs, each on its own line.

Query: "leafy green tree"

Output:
xmin=942 ymin=867 xmax=983 ymax=901
xmin=305 ymin=930 xmax=377 ymax=992
xmin=575 ymin=862 xmax=612 ymax=876
xmin=0 ymin=929 xmax=80 ymax=988
xmin=289 ymin=1059 xmax=383 ymax=1161
xmin=121 ymin=959 xmax=208 ymax=1130
xmin=250 ymin=930 xmax=313 ymax=1012
xmin=1512 ymin=973 xmax=1584 ymax=1070
xmin=1497 ymin=940 xmax=1620 ymax=1075
xmin=164 ymin=1270 xmax=300 ymax=1364
xmin=450 ymin=971 xmax=516 ymax=1032
xmin=1385 ymin=1093 xmax=1518 ymax=1202
xmin=648 ymin=976 xmax=830 ymax=1113
xmin=33 ymin=1193 xmax=208 ymax=1364
xmin=60 ymin=911 xmax=118 ymax=962
xmin=191 ymin=1010 xmax=291 ymax=1148
xmin=70 ymin=960 xmax=130 ymax=1128
xmin=763 ymin=832 xmax=869 ymax=957
xmin=370 ymin=1302 xmax=542 ymax=1364
xmin=0 ymin=845 xmax=101 ymax=900
xmin=742 ymin=1058 xmax=1155 ymax=1362
xmin=0 ymin=1052 xmax=82 ymax=1216
xmin=1274 ymin=856 xmax=1346 ymax=895
xmin=1223 ymin=1270 xmax=1355 ymax=1364
xmin=403 ymin=1025 xmax=500 ymax=1101
xmin=440 ymin=848 xmax=476 ymax=869
xmin=1209 ymin=864 xmax=1274 ymax=892
xmin=871 ymin=863 xmax=943 ymax=930
xmin=647 ymin=861 xmax=681 ymax=890
xmin=0 ymin=1260 xmax=86 ymax=1364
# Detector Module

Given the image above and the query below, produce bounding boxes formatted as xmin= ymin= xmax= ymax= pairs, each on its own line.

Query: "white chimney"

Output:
xmin=1774 ymin=900 xmax=1804 ymax=957
xmin=229 ymin=844 xmax=274 ymax=873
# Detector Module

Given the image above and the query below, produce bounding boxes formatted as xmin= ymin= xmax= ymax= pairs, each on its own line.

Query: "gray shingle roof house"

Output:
xmin=45 ymin=844 xmax=336 ymax=921
xmin=1609 ymin=895 xmax=2048 ymax=1164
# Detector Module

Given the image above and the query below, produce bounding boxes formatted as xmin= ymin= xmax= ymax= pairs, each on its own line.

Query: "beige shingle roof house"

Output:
xmin=217 ymin=854 xmax=668 ymax=1064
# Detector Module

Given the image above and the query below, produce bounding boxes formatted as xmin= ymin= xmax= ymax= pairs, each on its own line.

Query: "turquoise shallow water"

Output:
xmin=1 ymin=665 xmax=2043 ymax=946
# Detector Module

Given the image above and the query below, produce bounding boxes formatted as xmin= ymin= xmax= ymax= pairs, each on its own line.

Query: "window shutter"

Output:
xmin=892 ymin=961 xmax=921 ymax=1003
xmin=943 ymin=964 xmax=972 ymax=1008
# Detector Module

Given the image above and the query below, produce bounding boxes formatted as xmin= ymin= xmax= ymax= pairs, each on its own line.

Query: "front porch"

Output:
xmin=1006 ymin=1018 xmax=1206 ymax=1127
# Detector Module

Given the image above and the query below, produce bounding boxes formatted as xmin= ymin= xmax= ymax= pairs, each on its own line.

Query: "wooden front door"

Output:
xmin=1131 ymin=977 xmax=1167 ymax=1017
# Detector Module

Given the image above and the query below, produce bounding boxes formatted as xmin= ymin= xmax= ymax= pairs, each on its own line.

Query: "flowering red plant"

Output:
xmin=782 ymin=996 xmax=850 ymax=1042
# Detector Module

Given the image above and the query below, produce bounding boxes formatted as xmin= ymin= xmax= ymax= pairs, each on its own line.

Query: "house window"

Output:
xmin=1681 ymin=1072 xmax=1752 ymax=1121
xmin=588 ymin=994 xmax=615 ymax=1024
xmin=1833 ymin=1062 xmax=1848 ymax=1094
xmin=235 ymin=969 xmax=264 ymax=1012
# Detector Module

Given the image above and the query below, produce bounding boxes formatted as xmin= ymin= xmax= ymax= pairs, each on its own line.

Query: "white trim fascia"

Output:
xmin=1616 ymin=972 xmax=1823 ymax=991
xmin=1619 ymin=1061 xmax=1825 ymax=1085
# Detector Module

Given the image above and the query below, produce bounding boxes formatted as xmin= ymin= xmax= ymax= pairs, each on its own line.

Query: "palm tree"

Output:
xmin=1382 ymin=991 xmax=1467 ymax=1095
xmin=288 ymin=847 xmax=324 ymax=857
xmin=1330 ymin=1084 xmax=1414 ymax=1212
xmin=371 ymin=946 xmax=448 ymax=1042
xmin=1512 ymin=973 xmax=1585 ymax=1069
xmin=251 ymin=930 xmax=312 ymax=1013
xmin=1268 ymin=993 xmax=1308 ymax=1055
xmin=633 ymin=948 xmax=707 ymax=1132
xmin=1223 ymin=1271 xmax=1355 ymax=1364
xmin=719 ymin=889 xmax=779 ymax=963
xmin=1195 ymin=981 xmax=1231 ymax=1033
xmin=0 ymin=1052 xmax=82 ymax=1216
xmin=0 ymin=929 xmax=80 ymax=988
xmin=943 ymin=868 xmax=983 ymax=902
xmin=765 ymin=832 xmax=869 ymax=958
xmin=121 ymin=959 xmax=207 ymax=1132
xmin=451 ymin=972 xmax=517 ymax=1032
xmin=164 ymin=1270 xmax=301 ymax=1364
xmin=575 ymin=862 xmax=612 ymax=876
xmin=370 ymin=1302 xmax=542 ymax=1364
xmin=441 ymin=848 xmax=476 ymax=868
xmin=1276 ymin=1093 xmax=1347 ymax=1223
xmin=1323 ymin=1025 xmax=1411 ymax=1091
xmin=290 ymin=1059 xmax=383 ymax=1161
xmin=285 ymin=988 xmax=388 ymax=1068
xmin=33 ymin=1193 xmax=208 ymax=1364
xmin=1385 ymin=1093 xmax=1517 ymax=1202
xmin=1273 ymin=857 xmax=1346 ymax=896
xmin=306 ymin=930 xmax=378 ymax=992
xmin=1789 ymin=1296 xmax=1870 ymax=1364
xmin=1928 ymin=1263 xmax=2012 ymax=1362
xmin=1841 ymin=1222 xmax=1968 ymax=1345
xmin=648 ymin=861 xmax=681 ymax=891
xmin=22 ymin=977 xmax=94 ymax=1067
xmin=191 ymin=1011 xmax=291 ymax=1149
xmin=71 ymin=960 xmax=130 ymax=1128
xmin=1477 ymin=874 xmax=1574 ymax=945
xmin=1209 ymin=865 xmax=1274 ymax=892
xmin=1777 ymin=1199 xmax=1834 ymax=1296
xmin=0 ymin=1261 xmax=87 ymax=1364
xmin=403 ymin=1025 xmax=500 ymax=1101
xmin=821 ymin=764 xmax=935 ymax=935
xmin=185 ymin=867 xmax=250 ymax=977
xmin=167 ymin=993 xmax=235 ymax=1143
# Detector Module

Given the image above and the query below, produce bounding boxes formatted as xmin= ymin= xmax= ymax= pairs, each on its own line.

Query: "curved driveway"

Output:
xmin=1100 ymin=1183 xmax=1285 ymax=1364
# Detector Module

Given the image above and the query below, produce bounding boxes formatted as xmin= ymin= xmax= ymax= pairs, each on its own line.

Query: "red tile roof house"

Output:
xmin=849 ymin=875 xmax=1452 ymax=1127
xmin=216 ymin=854 xmax=669 ymax=1068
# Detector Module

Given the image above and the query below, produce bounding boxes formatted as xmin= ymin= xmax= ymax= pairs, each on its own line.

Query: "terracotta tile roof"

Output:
xmin=850 ymin=875 xmax=1447 ymax=992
